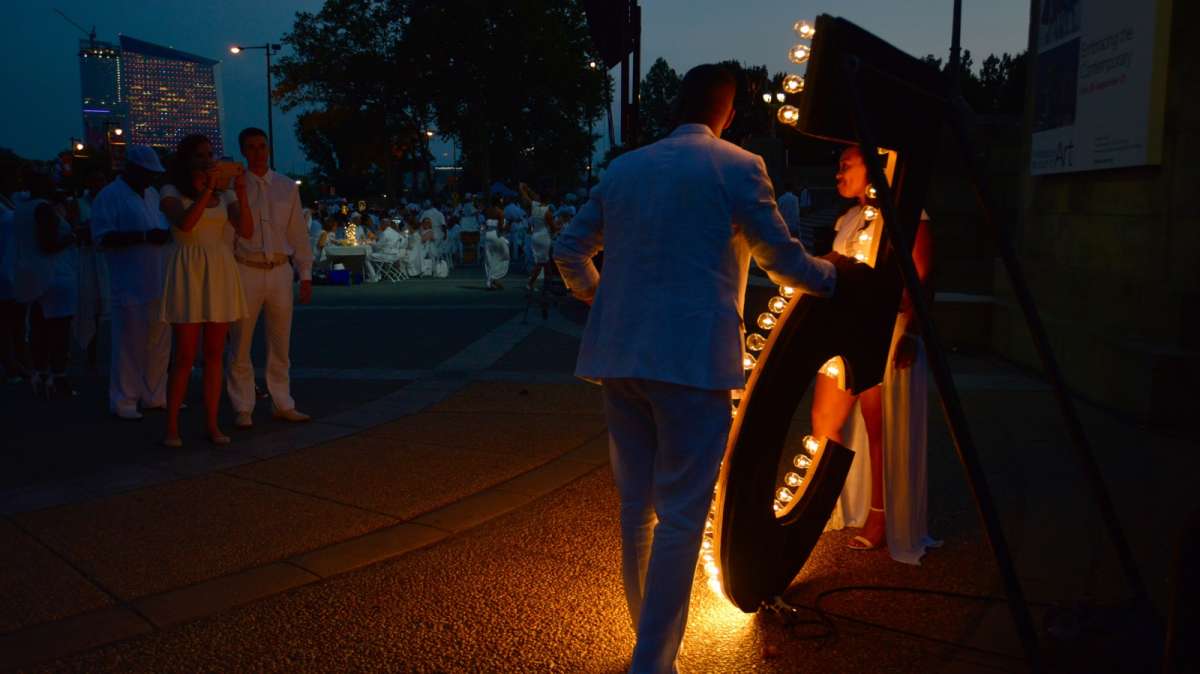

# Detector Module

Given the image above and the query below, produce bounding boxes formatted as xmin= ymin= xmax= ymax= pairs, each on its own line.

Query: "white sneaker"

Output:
xmin=234 ymin=412 xmax=254 ymax=429
xmin=273 ymin=407 xmax=311 ymax=423
xmin=114 ymin=408 xmax=143 ymax=421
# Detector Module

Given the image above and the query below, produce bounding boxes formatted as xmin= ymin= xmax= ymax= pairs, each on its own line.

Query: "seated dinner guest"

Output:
xmin=554 ymin=64 xmax=838 ymax=674
xmin=159 ymin=134 xmax=252 ymax=447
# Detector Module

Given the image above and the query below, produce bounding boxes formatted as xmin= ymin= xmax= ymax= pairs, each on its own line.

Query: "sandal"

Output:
xmin=847 ymin=507 xmax=885 ymax=550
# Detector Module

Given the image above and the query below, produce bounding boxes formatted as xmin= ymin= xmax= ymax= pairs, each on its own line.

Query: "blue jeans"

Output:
xmin=602 ymin=378 xmax=731 ymax=674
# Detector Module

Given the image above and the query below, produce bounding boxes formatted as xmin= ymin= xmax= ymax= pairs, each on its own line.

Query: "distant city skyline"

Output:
xmin=3 ymin=1 xmax=1029 ymax=174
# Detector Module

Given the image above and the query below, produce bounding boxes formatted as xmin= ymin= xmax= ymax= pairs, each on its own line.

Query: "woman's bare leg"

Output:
xmin=166 ymin=323 xmax=200 ymax=442
xmin=858 ymin=384 xmax=886 ymax=545
xmin=811 ymin=373 xmax=856 ymax=444
xmin=201 ymin=322 xmax=230 ymax=439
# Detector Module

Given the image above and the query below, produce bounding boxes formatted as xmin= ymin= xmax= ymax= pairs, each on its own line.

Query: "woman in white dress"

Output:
xmin=482 ymin=198 xmax=509 ymax=290
xmin=11 ymin=169 xmax=79 ymax=398
xmin=813 ymin=145 xmax=938 ymax=563
xmin=518 ymin=183 xmax=556 ymax=291
xmin=159 ymin=134 xmax=252 ymax=447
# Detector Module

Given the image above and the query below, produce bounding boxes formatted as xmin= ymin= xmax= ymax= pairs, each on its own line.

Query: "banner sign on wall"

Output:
xmin=1031 ymin=0 xmax=1172 ymax=175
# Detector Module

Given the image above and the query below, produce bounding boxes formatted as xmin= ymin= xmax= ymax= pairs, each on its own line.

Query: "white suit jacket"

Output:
xmin=554 ymin=124 xmax=837 ymax=391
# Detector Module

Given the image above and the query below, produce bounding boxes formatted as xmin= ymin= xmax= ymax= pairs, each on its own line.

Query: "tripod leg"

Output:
xmin=843 ymin=57 xmax=1043 ymax=671
xmin=946 ymin=97 xmax=1148 ymax=608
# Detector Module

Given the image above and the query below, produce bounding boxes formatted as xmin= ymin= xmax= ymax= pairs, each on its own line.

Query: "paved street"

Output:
xmin=0 ymin=270 xmax=1188 ymax=672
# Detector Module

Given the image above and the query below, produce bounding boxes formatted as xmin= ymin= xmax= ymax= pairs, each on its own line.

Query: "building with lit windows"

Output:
xmin=78 ymin=38 xmax=126 ymax=149
xmin=117 ymin=35 xmax=224 ymax=156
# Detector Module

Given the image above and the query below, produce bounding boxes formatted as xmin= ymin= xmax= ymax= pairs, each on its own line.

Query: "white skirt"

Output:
xmin=827 ymin=318 xmax=942 ymax=564
xmin=483 ymin=230 xmax=509 ymax=281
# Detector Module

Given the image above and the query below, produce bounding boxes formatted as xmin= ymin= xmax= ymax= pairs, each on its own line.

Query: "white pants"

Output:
xmin=109 ymin=298 xmax=170 ymax=414
xmin=602 ymin=378 xmax=730 ymax=674
xmin=227 ymin=263 xmax=295 ymax=413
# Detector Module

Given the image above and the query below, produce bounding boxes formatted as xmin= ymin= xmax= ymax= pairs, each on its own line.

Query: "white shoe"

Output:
xmin=114 ymin=408 xmax=143 ymax=421
xmin=234 ymin=412 xmax=254 ymax=429
xmin=273 ymin=407 xmax=311 ymax=423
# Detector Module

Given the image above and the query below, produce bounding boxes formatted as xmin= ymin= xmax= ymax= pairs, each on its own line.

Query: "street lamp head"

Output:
xmin=113 ymin=128 xmax=123 ymax=136
xmin=589 ymin=60 xmax=598 ymax=69
xmin=775 ymin=92 xmax=786 ymax=103
xmin=425 ymin=130 xmax=435 ymax=138
xmin=295 ymin=179 xmax=302 ymax=185
xmin=761 ymin=93 xmax=772 ymax=104
xmin=229 ymin=46 xmax=242 ymax=55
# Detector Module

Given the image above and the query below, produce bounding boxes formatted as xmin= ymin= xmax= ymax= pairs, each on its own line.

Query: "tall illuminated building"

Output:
xmin=118 ymin=35 xmax=224 ymax=156
xmin=79 ymin=38 xmax=126 ymax=149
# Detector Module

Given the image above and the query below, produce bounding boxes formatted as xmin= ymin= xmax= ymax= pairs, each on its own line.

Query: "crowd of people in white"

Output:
xmin=310 ymin=182 xmax=581 ymax=291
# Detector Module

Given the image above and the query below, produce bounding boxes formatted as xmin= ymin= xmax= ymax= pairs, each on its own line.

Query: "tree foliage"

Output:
xmin=638 ymin=57 xmax=681 ymax=144
xmin=274 ymin=0 xmax=606 ymax=197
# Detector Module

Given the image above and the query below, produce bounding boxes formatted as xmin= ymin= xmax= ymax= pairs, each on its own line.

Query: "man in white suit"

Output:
xmin=554 ymin=65 xmax=840 ymax=673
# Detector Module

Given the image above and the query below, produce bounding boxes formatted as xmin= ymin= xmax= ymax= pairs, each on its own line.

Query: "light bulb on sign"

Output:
xmin=785 ymin=472 xmax=803 ymax=488
xmin=768 ymin=296 xmax=788 ymax=314
xmin=858 ymin=230 xmax=871 ymax=244
xmin=864 ymin=205 xmax=879 ymax=221
xmin=773 ymin=500 xmax=784 ymax=513
xmin=793 ymin=20 xmax=816 ymax=40
xmin=819 ymin=358 xmax=841 ymax=378
xmin=757 ymin=312 xmax=777 ymax=330
xmin=776 ymin=105 xmax=800 ymax=125
xmin=866 ymin=184 xmax=878 ymax=199
xmin=779 ymin=285 xmax=796 ymax=299
xmin=802 ymin=435 xmax=821 ymax=454
xmin=776 ymin=487 xmax=794 ymax=503
xmin=793 ymin=454 xmax=812 ymax=469
xmin=782 ymin=74 xmax=805 ymax=94
xmin=788 ymin=44 xmax=811 ymax=65
xmin=742 ymin=353 xmax=757 ymax=370
xmin=746 ymin=333 xmax=766 ymax=352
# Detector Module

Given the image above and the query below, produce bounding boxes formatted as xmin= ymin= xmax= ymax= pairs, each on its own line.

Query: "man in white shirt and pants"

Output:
xmin=228 ymin=128 xmax=314 ymax=427
xmin=555 ymin=65 xmax=839 ymax=674
xmin=89 ymin=146 xmax=172 ymax=420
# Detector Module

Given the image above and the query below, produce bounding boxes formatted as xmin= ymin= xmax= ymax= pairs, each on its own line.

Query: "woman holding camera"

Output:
xmin=159 ymin=134 xmax=252 ymax=447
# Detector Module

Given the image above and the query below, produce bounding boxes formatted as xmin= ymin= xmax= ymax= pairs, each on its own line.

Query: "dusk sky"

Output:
xmin=4 ymin=1 xmax=1029 ymax=174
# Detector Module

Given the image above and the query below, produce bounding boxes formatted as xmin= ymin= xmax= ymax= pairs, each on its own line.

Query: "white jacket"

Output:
xmin=555 ymin=124 xmax=836 ymax=391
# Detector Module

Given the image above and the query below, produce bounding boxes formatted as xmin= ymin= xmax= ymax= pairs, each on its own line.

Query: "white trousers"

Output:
xmin=227 ymin=263 xmax=295 ymax=413
xmin=109 ymin=297 xmax=170 ymax=414
xmin=602 ymin=378 xmax=730 ymax=674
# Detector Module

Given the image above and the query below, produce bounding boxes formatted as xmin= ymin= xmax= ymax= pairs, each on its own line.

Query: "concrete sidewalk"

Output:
xmin=0 ymin=303 xmax=1187 ymax=671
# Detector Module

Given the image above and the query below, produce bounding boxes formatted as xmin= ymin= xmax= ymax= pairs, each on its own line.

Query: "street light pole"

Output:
xmin=230 ymin=42 xmax=281 ymax=169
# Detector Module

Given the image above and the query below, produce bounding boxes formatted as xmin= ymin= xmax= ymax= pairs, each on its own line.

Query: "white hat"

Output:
xmin=125 ymin=145 xmax=165 ymax=173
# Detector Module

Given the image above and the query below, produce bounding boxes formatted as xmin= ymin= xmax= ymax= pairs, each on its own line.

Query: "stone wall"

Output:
xmin=993 ymin=0 xmax=1199 ymax=423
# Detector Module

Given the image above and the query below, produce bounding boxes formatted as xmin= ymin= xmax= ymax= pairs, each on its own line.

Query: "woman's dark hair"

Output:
xmin=167 ymin=134 xmax=212 ymax=200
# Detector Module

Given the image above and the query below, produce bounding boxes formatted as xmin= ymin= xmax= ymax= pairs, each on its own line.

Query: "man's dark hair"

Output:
xmin=238 ymin=127 xmax=268 ymax=151
xmin=677 ymin=64 xmax=737 ymax=124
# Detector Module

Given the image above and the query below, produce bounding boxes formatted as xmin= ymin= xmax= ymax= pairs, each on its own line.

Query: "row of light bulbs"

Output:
xmin=773 ymin=21 xmax=816 ymax=127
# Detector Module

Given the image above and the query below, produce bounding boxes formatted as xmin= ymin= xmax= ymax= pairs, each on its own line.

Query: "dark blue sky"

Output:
xmin=3 ymin=1 xmax=1028 ymax=173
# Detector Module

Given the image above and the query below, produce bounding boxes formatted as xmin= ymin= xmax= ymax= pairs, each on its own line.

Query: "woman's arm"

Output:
xmin=161 ymin=168 xmax=218 ymax=233
xmin=893 ymin=217 xmax=933 ymax=369
xmin=227 ymin=170 xmax=253 ymax=240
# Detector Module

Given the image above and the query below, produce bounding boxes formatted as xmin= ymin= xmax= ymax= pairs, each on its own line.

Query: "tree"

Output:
xmin=275 ymin=0 xmax=429 ymax=198
xmin=405 ymin=0 xmax=607 ymax=196
xmin=639 ymin=57 xmax=681 ymax=144
xmin=920 ymin=49 xmax=1028 ymax=115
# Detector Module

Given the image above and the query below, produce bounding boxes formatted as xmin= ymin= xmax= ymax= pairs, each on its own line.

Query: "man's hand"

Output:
xmin=145 ymin=228 xmax=170 ymax=245
xmin=893 ymin=332 xmax=919 ymax=370
xmin=298 ymin=279 xmax=313 ymax=305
